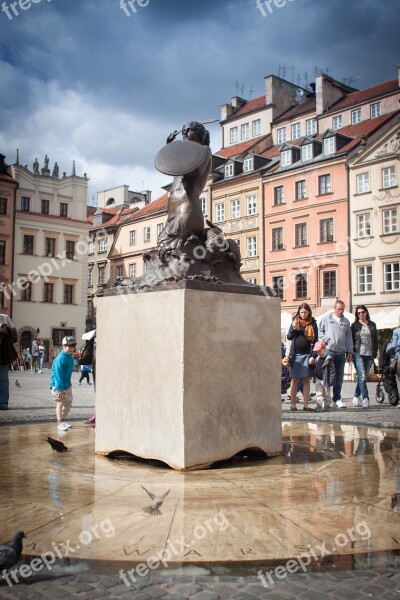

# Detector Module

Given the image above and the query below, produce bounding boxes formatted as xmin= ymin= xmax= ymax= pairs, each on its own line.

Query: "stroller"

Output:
xmin=376 ymin=340 xmax=399 ymax=406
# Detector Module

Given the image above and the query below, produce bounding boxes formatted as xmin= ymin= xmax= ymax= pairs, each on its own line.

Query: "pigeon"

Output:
xmin=45 ymin=437 xmax=68 ymax=452
xmin=0 ymin=531 xmax=25 ymax=570
xmin=15 ymin=380 xmax=21 ymax=388
xmin=141 ymin=486 xmax=170 ymax=516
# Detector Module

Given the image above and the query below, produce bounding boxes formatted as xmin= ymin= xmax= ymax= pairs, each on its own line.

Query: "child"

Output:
xmin=50 ymin=336 xmax=76 ymax=431
xmin=78 ymin=364 xmax=92 ymax=385
xmin=313 ymin=340 xmax=336 ymax=411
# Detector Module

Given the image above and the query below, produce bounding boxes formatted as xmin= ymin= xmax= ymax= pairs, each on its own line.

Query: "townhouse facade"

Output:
xmin=0 ymin=154 xmax=18 ymax=318
xmin=11 ymin=156 xmax=89 ymax=359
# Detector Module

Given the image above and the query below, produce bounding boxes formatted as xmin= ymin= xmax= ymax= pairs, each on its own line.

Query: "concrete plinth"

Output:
xmin=95 ymin=285 xmax=281 ymax=470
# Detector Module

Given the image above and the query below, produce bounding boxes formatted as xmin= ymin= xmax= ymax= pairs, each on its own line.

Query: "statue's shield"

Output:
xmin=155 ymin=140 xmax=210 ymax=176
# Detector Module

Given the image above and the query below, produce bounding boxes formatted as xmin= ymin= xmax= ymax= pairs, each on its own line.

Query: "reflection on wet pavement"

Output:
xmin=0 ymin=422 xmax=399 ymax=576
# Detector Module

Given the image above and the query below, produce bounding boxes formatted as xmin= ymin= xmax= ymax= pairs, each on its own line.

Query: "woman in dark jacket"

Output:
xmin=351 ymin=305 xmax=378 ymax=409
xmin=287 ymin=303 xmax=318 ymax=412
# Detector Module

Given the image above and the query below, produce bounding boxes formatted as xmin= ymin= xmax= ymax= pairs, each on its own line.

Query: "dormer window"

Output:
xmin=243 ymin=157 xmax=254 ymax=172
xmin=302 ymin=144 xmax=313 ymax=162
xmin=324 ymin=137 xmax=336 ymax=155
xmin=281 ymin=150 xmax=292 ymax=167
xmin=225 ymin=163 xmax=234 ymax=178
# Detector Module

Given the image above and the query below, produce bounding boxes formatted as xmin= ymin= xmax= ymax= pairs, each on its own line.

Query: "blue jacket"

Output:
xmin=50 ymin=350 xmax=74 ymax=392
xmin=392 ymin=327 xmax=400 ymax=357
xmin=287 ymin=318 xmax=318 ymax=364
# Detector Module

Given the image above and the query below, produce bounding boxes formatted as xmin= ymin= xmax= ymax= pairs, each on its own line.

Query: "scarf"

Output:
xmin=293 ymin=316 xmax=314 ymax=342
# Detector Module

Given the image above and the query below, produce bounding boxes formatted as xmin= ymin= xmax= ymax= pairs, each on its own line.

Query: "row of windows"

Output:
xmin=356 ymin=166 xmax=397 ymax=194
xmin=22 ymin=235 xmax=76 ymax=259
xmin=125 ymin=223 xmax=165 ymax=247
xmin=272 ymin=271 xmax=337 ymax=300
xmin=19 ymin=281 xmax=75 ymax=304
xmin=229 ymin=119 xmax=261 ymax=144
xmin=20 ymin=196 xmax=69 ymax=217
xmin=356 ymin=208 xmax=399 ymax=237
xmin=357 ymin=263 xmax=399 ymax=293
xmin=214 ymin=195 xmax=256 ymax=222
xmin=271 ymin=218 xmax=334 ymax=250
xmin=277 ymin=119 xmax=317 ymax=144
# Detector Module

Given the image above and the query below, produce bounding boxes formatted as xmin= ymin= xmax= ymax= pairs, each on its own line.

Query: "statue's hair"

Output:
xmin=182 ymin=122 xmax=210 ymax=146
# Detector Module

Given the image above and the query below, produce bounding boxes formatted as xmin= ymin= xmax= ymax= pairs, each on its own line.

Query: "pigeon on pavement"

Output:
xmin=15 ymin=380 xmax=21 ymax=388
xmin=45 ymin=437 xmax=68 ymax=452
xmin=141 ymin=486 xmax=170 ymax=516
xmin=0 ymin=531 xmax=25 ymax=570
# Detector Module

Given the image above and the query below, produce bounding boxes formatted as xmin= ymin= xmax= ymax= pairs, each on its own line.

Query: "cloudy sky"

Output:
xmin=0 ymin=0 xmax=398 ymax=203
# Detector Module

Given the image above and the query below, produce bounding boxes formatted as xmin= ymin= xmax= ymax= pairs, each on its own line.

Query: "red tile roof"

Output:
xmin=232 ymin=95 xmax=267 ymax=118
xmin=262 ymin=137 xmax=305 ymax=159
xmin=216 ymin=139 xmax=262 ymax=159
xmin=327 ymin=79 xmax=399 ymax=113
xmin=274 ymin=99 xmax=316 ymax=124
xmin=87 ymin=206 xmax=96 ymax=218
xmin=0 ymin=172 xmax=17 ymax=183
xmin=124 ymin=193 xmax=168 ymax=221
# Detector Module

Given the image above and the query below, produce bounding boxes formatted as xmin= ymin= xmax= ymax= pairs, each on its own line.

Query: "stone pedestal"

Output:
xmin=95 ymin=283 xmax=281 ymax=470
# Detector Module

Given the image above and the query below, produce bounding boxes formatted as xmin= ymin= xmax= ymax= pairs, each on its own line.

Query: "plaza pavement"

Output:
xmin=0 ymin=370 xmax=399 ymax=599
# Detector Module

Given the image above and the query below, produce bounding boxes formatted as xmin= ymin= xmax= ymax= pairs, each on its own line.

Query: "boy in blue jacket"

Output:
xmin=50 ymin=336 xmax=76 ymax=431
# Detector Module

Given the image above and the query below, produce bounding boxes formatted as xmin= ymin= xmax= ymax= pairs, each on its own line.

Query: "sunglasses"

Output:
xmin=357 ymin=310 xmax=366 ymax=315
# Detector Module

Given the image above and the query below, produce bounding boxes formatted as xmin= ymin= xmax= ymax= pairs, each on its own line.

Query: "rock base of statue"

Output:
xmin=95 ymin=282 xmax=282 ymax=470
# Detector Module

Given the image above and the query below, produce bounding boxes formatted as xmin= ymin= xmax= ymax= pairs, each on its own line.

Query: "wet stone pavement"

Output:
xmin=0 ymin=370 xmax=400 ymax=599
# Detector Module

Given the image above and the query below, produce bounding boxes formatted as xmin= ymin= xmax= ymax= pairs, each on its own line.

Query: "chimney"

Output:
xmin=231 ymin=96 xmax=246 ymax=110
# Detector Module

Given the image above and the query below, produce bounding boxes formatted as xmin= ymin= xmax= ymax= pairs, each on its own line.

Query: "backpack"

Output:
xmin=79 ymin=337 xmax=95 ymax=366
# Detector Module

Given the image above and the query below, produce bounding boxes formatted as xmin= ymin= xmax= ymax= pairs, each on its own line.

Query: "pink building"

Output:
xmin=0 ymin=154 xmax=18 ymax=317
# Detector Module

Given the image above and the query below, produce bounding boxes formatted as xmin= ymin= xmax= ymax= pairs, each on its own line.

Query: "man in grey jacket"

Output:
xmin=318 ymin=300 xmax=353 ymax=408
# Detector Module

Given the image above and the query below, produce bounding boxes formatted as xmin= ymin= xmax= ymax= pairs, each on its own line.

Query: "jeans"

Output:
xmin=39 ymin=356 xmax=44 ymax=371
xmin=0 ymin=364 xmax=9 ymax=407
xmin=327 ymin=351 xmax=346 ymax=403
xmin=354 ymin=355 xmax=374 ymax=400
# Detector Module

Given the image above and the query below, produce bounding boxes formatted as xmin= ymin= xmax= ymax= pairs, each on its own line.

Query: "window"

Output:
xmin=21 ymin=280 xmax=32 ymax=302
xmin=241 ymin=123 xmax=249 ymax=140
xmin=252 ymin=119 xmax=261 ymax=137
xmin=281 ymin=150 xmax=292 ymax=167
xmin=231 ymin=199 xmax=240 ymax=219
xmin=295 ymin=274 xmax=308 ymax=299
xmin=23 ymin=234 xmax=34 ymax=255
xmin=382 ymin=166 xmax=396 ymax=189
xmin=0 ymin=198 xmax=7 ymax=215
xmin=45 ymin=237 xmax=56 ymax=256
xmin=43 ymin=282 xmax=54 ymax=303
xmin=272 ymin=275 xmax=284 ymax=300
xmin=60 ymin=203 xmax=68 ymax=217
xmin=323 ymin=271 xmax=336 ymax=297
xmin=52 ymin=328 xmax=74 ymax=346
xmin=357 ymin=172 xmax=370 ymax=194
xmin=358 ymin=265 xmax=373 ymax=293
xmin=277 ymin=127 xmax=286 ymax=144
xmin=384 ymin=262 xmax=400 ymax=291
xmin=370 ymin=102 xmax=381 ymax=118
xmin=320 ymin=218 xmax=334 ymax=243
xmin=274 ymin=186 xmax=284 ymax=205
xmin=88 ymin=240 xmax=94 ymax=254
xmin=302 ymin=144 xmax=312 ymax=162
xmin=295 ymin=223 xmax=307 ymax=247
xmin=98 ymin=239 xmax=107 ymax=253
xmin=157 ymin=223 xmax=164 ymax=236
xmin=272 ymin=227 xmax=283 ymax=251
xmin=234 ymin=238 xmax=240 ymax=250
xmin=246 ymin=195 xmax=256 ymax=215
xmin=295 ymin=180 xmax=306 ymax=200
xmin=200 ymin=197 xmax=206 ymax=215
xmin=306 ymin=119 xmax=317 ymax=136
xmin=291 ymin=122 xmax=301 ymax=140
xmin=243 ymin=157 xmax=254 ymax=172
xmin=129 ymin=230 xmax=136 ymax=246
xmin=230 ymin=127 xmax=238 ymax=144
xmin=215 ymin=203 xmax=225 ymax=223
xmin=225 ymin=163 xmax=234 ymax=178
xmin=88 ymin=270 xmax=93 ymax=286
xmin=143 ymin=226 xmax=151 ymax=242
xmin=246 ymin=236 xmax=257 ymax=257
xmin=324 ymin=137 xmax=335 ymax=155
xmin=64 ymin=284 xmax=73 ymax=304
xmin=357 ymin=213 xmax=371 ymax=238
xmin=116 ymin=265 xmax=123 ymax=278
xmin=98 ymin=266 xmax=106 ymax=285
xmin=41 ymin=199 xmax=50 ymax=214
xmin=383 ymin=208 xmax=398 ymax=234
xmin=319 ymin=174 xmax=332 ymax=195
xmin=66 ymin=240 xmax=75 ymax=260
xmin=129 ymin=263 xmax=136 ymax=278
xmin=21 ymin=196 xmax=30 ymax=211
xmin=0 ymin=241 xmax=5 ymax=265
xmin=332 ymin=115 xmax=342 ymax=130
xmin=352 ymin=109 xmax=362 ymax=124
